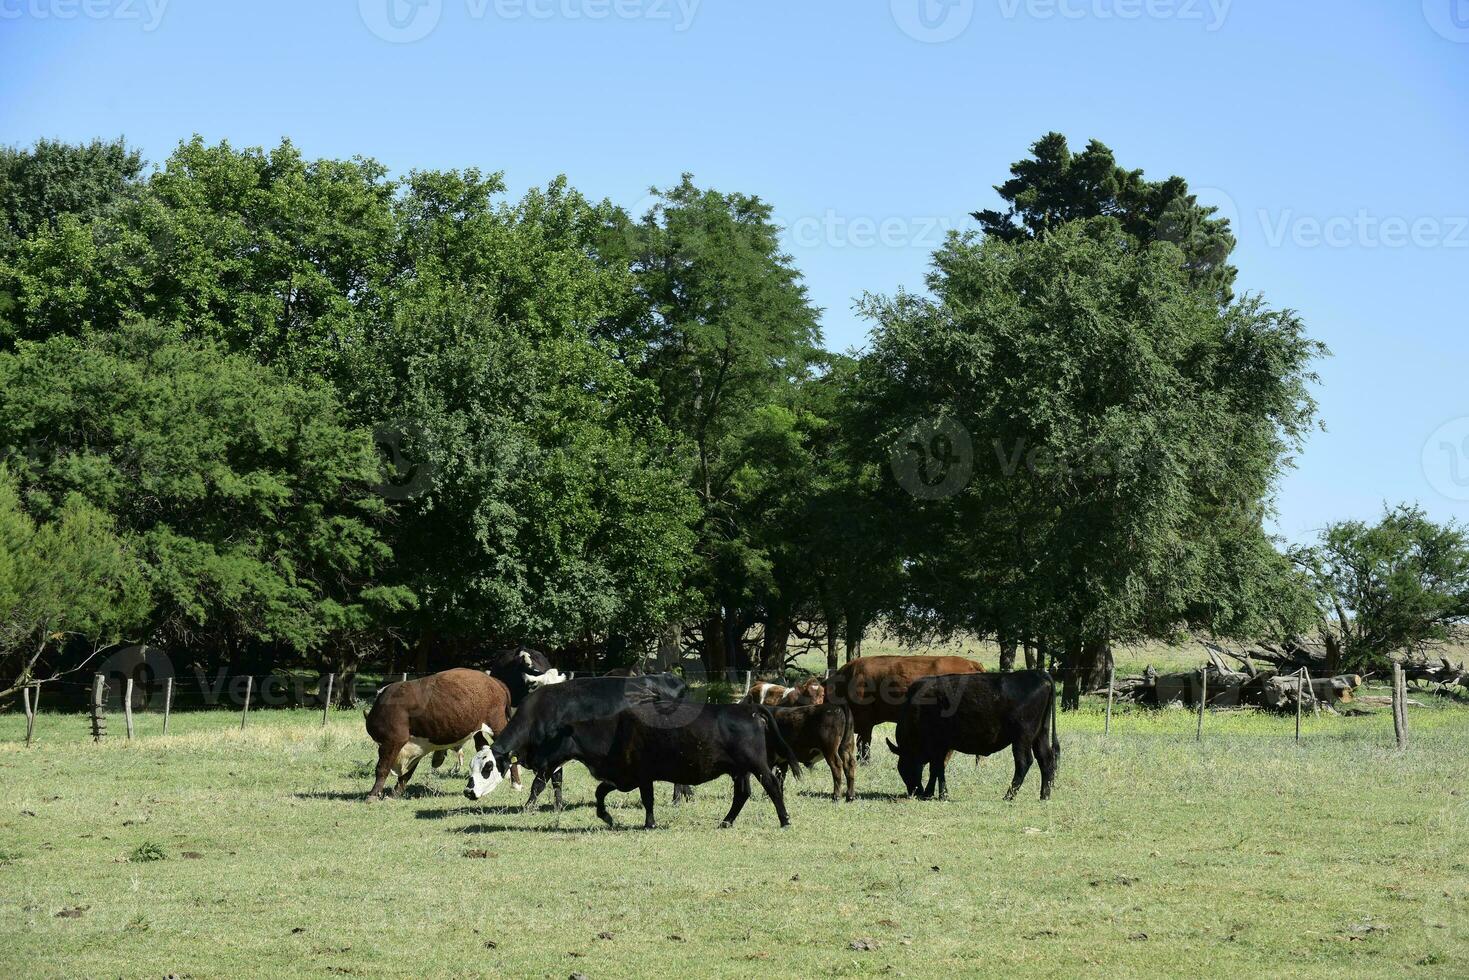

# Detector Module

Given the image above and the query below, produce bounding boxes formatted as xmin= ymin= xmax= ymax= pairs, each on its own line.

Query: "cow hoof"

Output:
xmin=512 ymin=782 xmax=524 ymax=791
xmin=719 ymin=820 xmax=733 ymax=829
xmin=779 ymin=821 xmax=793 ymax=830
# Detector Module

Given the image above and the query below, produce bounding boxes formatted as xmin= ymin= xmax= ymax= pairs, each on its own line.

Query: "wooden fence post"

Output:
xmin=1392 ymin=663 xmax=1407 ymax=749
xmin=162 ymin=677 xmax=173 ymax=736
xmin=400 ymin=672 xmax=408 ymax=684
xmin=22 ymin=685 xmax=35 ymax=747
xmin=240 ymin=676 xmax=253 ymax=731
xmin=1302 ymin=664 xmax=1319 ymax=717
xmin=123 ymin=677 xmax=135 ymax=740
xmin=1196 ymin=664 xmax=1208 ymax=741
xmin=1104 ymin=666 xmax=1115 ymax=737
xmin=90 ymin=674 xmax=106 ymax=743
xmin=321 ymin=673 xmax=334 ymax=727
xmin=742 ymin=671 xmax=752 ymax=697
xmin=1295 ymin=667 xmax=1304 ymax=742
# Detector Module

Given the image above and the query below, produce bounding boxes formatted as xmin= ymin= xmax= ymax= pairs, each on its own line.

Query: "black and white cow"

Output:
xmin=465 ymin=675 xmax=690 ymax=811
xmin=465 ymin=684 xmax=799 ymax=828
xmin=886 ymin=670 xmax=1059 ymax=801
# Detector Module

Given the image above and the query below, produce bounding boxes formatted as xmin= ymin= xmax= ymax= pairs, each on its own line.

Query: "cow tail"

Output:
xmin=1048 ymin=671 xmax=1061 ymax=770
xmin=758 ymin=705 xmax=804 ymax=779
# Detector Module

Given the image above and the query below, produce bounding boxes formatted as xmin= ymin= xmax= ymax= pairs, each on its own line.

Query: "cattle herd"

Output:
xmin=363 ymin=646 xmax=1059 ymax=828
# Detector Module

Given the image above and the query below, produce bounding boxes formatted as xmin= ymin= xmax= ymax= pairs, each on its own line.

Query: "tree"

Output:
xmin=0 ymin=137 xmax=144 ymax=241
xmin=0 ymin=468 xmax=149 ymax=701
xmin=0 ymin=322 xmax=406 ymax=680
xmin=973 ymin=132 xmax=1238 ymax=303
xmin=350 ymin=172 xmax=700 ymax=662
xmin=854 ymin=220 xmax=1323 ymax=705
xmin=1301 ymin=505 xmax=1469 ymax=672
xmin=606 ymin=176 xmax=824 ymax=675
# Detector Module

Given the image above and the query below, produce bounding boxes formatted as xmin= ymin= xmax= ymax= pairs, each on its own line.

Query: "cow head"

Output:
xmin=886 ymin=737 xmax=924 ymax=797
xmin=518 ymin=647 xmax=566 ymax=690
xmin=464 ymin=743 xmax=512 ymax=801
xmin=487 ymin=645 xmax=565 ymax=704
xmin=791 ymin=678 xmax=826 ymax=705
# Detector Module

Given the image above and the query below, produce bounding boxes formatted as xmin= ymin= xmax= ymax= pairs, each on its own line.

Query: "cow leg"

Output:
xmin=842 ymin=739 xmax=857 ymax=802
xmin=1005 ymin=741 xmax=1034 ymax=801
xmin=639 ymin=782 xmax=657 ymax=830
xmin=755 ymin=767 xmax=792 ymax=828
xmin=720 ymin=773 xmax=752 ymax=828
xmin=1034 ymin=734 xmax=1056 ymax=801
xmin=431 ymin=749 xmax=449 ymax=770
xmin=594 ymin=781 xmax=617 ymax=828
xmin=452 ymin=746 xmax=464 ymax=775
xmin=367 ymin=739 xmax=404 ymax=801
xmin=524 ymin=772 xmax=548 ymax=811
xmin=823 ymin=748 xmax=842 ymax=802
xmin=671 ymin=783 xmax=694 ymax=805
xmin=510 ymin=762 xmax=523 ymax=792
xmin=856 ymin=719 xmax=874 ymax=764
xmin=393 ymin=754 xmax=425 ymax=799
xmin=552 ymin=767 xmax=565 ymax=811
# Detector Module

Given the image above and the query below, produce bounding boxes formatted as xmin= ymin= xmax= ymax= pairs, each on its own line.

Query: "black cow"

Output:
xmin=483 ymin=645 xmax=566 ymax=705
xmin=467 ymin=694 xmax=800 ymax=829
xmin=886 ymin=670 xmax=1059 ymax=801
xmin=463 ymin=675 xmax=692 ymax=811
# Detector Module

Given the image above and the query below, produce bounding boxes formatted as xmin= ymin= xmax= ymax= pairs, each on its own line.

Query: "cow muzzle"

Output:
xmin=464 ymin=748 xmax=505 ymax=801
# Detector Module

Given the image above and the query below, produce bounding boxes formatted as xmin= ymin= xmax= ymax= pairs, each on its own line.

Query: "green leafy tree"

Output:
xmin=607 ymin=176 xmax=823 ymax=675
xmin=353 ymin=173 xmax=699 ymax=662
xmin=973 ymin=132 xmax=1238 ymax=303
xmin=0 ymin=467 xmax=149 ymax=701
xmin=855 ymin=221 xmax=1323 ymax=705
xmin=0 ymin=137 xmax=144 ymax=240
xmin=1300 ymin=505 xmax=1469 ymax=672
xmin=0 ymin=322 xmax=405 ymax=679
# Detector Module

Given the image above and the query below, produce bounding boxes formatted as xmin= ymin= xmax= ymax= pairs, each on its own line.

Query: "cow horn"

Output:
xmin=885 ymin=738 xmax=900 ymax=755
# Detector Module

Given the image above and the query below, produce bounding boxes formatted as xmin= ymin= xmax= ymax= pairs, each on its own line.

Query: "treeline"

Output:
xmin=2 ymin=133 xmax=1463 ymax=706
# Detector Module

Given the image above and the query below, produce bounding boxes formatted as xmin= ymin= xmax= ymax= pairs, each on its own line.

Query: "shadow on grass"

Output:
xmin=414 ymin=801 xmax=596 ymax=820
xmin=457 ymin=821 xmax=625 ymax=835
xmin=294 ymin=784 xmax=450 ymax=803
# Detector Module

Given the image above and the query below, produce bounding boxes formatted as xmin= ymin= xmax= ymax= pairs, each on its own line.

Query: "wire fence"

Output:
xmin=5 ymin=662 xmax=1419 ymax=749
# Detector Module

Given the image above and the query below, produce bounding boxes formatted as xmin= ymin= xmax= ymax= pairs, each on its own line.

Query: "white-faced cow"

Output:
xmin=364 ymin=648 xmax=565 ymax=800
xmin=886 ymin=670 xmax=1059 ymax=802
xmin=743 ymin=678 xmax=825 ymax=707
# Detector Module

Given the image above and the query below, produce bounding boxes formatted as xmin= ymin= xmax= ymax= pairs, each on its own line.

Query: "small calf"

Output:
xmin=767 ymin=703 xmax=856 ymax=802
xmin=743 ymin=678 xmax=826 ymax=707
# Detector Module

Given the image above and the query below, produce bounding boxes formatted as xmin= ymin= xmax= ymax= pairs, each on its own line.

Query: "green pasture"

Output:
xmin=3 ymin=684 xmax=1465 ymax=978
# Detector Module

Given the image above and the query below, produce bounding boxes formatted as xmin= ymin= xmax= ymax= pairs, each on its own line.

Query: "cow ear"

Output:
xmin=886 ymin=738 xmax=900 ymax=755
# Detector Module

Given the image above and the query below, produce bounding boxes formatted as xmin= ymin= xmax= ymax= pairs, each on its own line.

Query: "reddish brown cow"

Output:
xmin=742 ymin=678 xmax=826 ymax=707
xmin=824 ymin=656 xmax=984 ymax=761
xmin=364 ymin=669 xmax=524 ymax=800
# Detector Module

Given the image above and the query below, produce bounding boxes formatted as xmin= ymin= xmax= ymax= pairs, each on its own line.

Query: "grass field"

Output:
xmin=4 ymin=674 xmax=1466 ymax=979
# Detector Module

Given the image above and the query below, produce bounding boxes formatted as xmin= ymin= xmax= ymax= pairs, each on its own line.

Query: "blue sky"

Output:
xmin=2 ymin=0 xmax=1466 ymax=542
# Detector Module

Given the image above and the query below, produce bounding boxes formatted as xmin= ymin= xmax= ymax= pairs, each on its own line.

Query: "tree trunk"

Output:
xmin=825 ymin=620 xmax=838 ymax=675
xmin=761 ymin=616 xmax=790 ymax=672
xmin=999 ymin=634 xmax=1018 ymax=671
xmin=843 ymin=611 xmax=864 ymax=665
xmin=702 ymin=613 xmax=727 ymax=679
xmin=656 ymin=624 xmax=682 ymax=673
xmin=1023 ymin=638 xmax=1037 ymax=670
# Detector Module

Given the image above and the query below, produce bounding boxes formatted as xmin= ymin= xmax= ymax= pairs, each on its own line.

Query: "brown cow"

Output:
xmin=767 ymin=703 xmax=856 ymax=801
xmin=742 ymin=678 xmax=826 ymax=707
xmin=365 ymin=669 xmax=530 ymax=800
xmin=824 ymin=656 xmax=984 ymax=762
